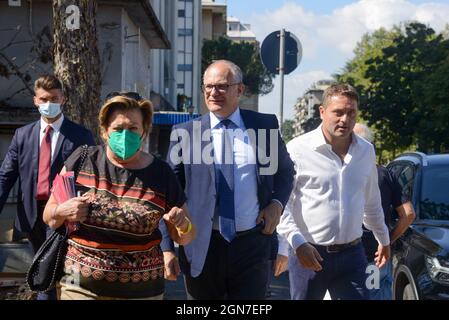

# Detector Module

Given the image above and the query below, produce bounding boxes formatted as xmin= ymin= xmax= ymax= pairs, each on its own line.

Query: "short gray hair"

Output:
xmin=353 ymin=123 xmax=373 ymax=143
xmin=203 ymin=59 xmax=243 ymax=83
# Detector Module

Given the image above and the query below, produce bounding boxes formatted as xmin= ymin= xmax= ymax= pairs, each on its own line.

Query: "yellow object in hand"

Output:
xmin=176 ymin=220 xmax=192 ymax=235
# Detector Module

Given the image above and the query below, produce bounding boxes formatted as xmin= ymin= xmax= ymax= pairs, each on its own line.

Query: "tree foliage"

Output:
xmin=281 ymin=119 xmax=295 ymax=143
xmin=337 ymin=22 xmax=449 ymax=156
xmin=202 ymin=37 xmax=274 ymax=95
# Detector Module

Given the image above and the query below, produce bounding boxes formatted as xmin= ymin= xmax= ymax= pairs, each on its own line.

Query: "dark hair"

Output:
xmin=105 ymin=91 xmax=143 ymax=102
xmin=322 ymin=84 xmax=359 ymax=108
xmin=34 ymin=74 xmax=63 ymax=92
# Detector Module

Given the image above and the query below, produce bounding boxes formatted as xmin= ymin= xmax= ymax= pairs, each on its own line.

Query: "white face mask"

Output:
xmin=38 ymin=102 xmax=62 ymax=119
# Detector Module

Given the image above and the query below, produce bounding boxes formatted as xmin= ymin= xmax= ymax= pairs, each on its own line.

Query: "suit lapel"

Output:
xmin=200 ymin=113 xmax=216 ymax=194
xmin=31 ymin=121 xmax=41 ymax=185
xmin=240 ymin=110 xmax=265 ymax=188
xmin=52 ymin=119 xmax=67 ymax=165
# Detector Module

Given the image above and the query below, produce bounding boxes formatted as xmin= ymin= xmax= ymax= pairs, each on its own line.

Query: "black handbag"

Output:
xmin=26 ymin=145 xmax=89 ymax=292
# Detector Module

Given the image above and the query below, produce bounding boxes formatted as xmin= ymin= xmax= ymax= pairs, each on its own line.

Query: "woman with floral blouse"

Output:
xmin=43 ymin=93 xmax=195 ymax=299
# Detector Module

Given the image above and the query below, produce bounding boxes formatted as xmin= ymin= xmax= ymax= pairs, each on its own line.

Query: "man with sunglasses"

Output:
xmin=163 ymin=60 xmax=295 ymax=299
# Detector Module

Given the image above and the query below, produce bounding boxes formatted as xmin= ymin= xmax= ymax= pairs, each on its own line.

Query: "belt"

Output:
xmin=235 ymin=224 xmax=264 ymax=238
xmin=314 ymin=238 xmax=361 ymax=253
xmin=212 ymin=224 xmax=264 ymax=239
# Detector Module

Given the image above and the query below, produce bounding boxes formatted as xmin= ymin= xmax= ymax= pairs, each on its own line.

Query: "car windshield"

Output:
xmin=420 ymin=165 xmax=449 ymax=221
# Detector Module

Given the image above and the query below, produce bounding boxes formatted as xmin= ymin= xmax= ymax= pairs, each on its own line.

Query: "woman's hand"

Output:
xmin=53 ymin=195 xmax=90 ymax=223
xmin=163 ymin=206 xmax=190 ymax=232
xmin=163 ymin=204 xmax=196 ymax=245
xmin=163 ymin=251 xmax=181 ymax=281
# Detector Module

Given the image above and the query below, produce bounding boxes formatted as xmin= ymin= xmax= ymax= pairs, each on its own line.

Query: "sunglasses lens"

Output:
xmin=125 ymin=92 xmax=142 ymax=101
xmin=105 ymin=91 xmax=120 ymax=101
xmin=105 ymin=91 xmax=142 ymax=101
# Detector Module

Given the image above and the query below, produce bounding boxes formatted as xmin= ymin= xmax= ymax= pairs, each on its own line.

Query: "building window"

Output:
xmin=178 ymin=64 xmax=193 ymax=71
xmin=178 ymin=10 xmax=185 ymax=17
xmin=178 ymin=28 xmax=193 ymax=36
xmin=177 ymin=83 xmax=185 ymax=89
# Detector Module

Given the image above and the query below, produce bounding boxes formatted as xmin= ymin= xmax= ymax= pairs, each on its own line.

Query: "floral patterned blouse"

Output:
xmin=60 ymin=145 xmax=185 ymax=298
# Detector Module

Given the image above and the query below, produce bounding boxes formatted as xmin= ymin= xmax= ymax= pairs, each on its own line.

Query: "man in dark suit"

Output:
xmin=162 ymin=60 xmax=295 ymax=299
xmin=0 ymin=74 xmax=95 ymax=299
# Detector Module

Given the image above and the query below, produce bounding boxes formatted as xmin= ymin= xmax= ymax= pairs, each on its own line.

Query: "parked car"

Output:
xmin=387 ymin=152 xmax=449 ymax=300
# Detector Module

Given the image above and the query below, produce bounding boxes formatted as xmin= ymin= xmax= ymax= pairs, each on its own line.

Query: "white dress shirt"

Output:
xmin=39 ymin=115 xmax=64 ymax=163
xmin=210 ymin=108 xmax=260 ymax=232
xmin=277 ymin=125 xmax=390 ymax=252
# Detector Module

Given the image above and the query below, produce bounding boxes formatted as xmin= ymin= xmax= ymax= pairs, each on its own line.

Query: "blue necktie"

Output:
xmin=216 ymin=119 xmax=236 ymax=242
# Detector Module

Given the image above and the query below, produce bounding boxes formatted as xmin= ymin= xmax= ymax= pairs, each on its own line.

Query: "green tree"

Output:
xmin=281 ymin=119 xmax=295 ymax=143
xmin=417 ymin=56 xmax=449 ymax=152
xmin=202 ymin=37 xmax=274 ymax=95
xmin=337 ymin=27 xmax=399 ymax=88
xmin=337 ymin=22 xmax=449 ymax=155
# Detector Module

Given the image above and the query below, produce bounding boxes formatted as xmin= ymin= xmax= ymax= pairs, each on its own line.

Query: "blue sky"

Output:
xmin=225 ymin=0 xmax=449 ymax=120
xmin=228 ymin=0 xmax=449 ymax=21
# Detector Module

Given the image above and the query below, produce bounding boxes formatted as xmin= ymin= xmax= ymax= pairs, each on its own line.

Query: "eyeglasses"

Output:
xmin=105 ymin=91 xmax=143 ymax=102
xmin=201 ymin=83 xmax=240 ymax=93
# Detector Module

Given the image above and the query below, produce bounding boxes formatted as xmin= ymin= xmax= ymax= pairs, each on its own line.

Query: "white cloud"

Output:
xmin=259 ymin=70 xmax=332 ymax=121
xmin=247 ymin=0 xmax=449 ymax=119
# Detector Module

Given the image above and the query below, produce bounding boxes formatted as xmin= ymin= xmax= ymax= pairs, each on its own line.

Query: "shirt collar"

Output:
xmin=210 ymin=107 xmax=243 ymax=129
xmin=40 ymin=114 xmax=64 ymax=133
xmin=309 ymin=125 xmax=329 ymax=150
xmin=351 ymin=131 xmax=362 ymax=146
xmin=310 ymin=124 xmax=359 ymax=150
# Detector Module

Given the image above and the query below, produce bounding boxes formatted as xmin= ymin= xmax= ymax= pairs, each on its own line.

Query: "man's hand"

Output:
xmin=375 ymin=244 xmax=390 ymax=268
xmin=295 ymin=243 xmax=323 ymax=272
xmin=163 ymin=251 xmax=181 ymax=281
xmin=274 ymin=254 xmax=288 ymax=277
xmin=256 ymin=202 xmax=283 ymax=234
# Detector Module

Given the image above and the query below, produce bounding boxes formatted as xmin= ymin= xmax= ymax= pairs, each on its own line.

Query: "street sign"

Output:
xmin=260 ymin=30 xmax=302 ymax=75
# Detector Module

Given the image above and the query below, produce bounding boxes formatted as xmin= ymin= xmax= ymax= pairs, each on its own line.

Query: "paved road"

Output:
xmin=164 ymin=271 xmax=291 ymax=300
xmin=1 ymin=242 xmax=292 ymax=300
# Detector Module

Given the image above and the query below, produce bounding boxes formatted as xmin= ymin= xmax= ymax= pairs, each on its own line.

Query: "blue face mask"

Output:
xmin=38 ymin=102 xmax=62 ymax=119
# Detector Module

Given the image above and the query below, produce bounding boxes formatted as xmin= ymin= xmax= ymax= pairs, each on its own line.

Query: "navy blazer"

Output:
xmin=0 ymin=118 xmax=95 ymax=233
xmin=163 ymin=109 xmax=295 ymax=277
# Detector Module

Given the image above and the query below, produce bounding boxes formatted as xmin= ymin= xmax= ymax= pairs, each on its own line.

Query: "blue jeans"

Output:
xmin=367 ymin=260 xmax=393 ymax=300
xmin=305 ymin=242 xmax=369 ymax=300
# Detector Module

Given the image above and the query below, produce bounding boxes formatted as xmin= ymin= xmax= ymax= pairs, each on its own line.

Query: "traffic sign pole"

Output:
xmin=260 ymin=29 xmax=302 ymax=131
xmin=279 ymin=29 xmax=285 ymax=132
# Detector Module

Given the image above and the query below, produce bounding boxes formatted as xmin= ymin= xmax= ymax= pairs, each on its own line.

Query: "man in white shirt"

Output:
xmin=277 ymin=84 xmax=390 ymax=300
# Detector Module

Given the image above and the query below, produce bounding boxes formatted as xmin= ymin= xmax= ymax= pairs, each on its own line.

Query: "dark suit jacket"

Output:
xmin=163 ymin=109 xmax=295 ymax=277
xmin=0 ymin=117 xmax=95 ymax=233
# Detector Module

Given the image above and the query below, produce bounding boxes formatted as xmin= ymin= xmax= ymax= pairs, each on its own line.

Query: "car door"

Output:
xmin=388 ymin=160 xmax=423 ymax=299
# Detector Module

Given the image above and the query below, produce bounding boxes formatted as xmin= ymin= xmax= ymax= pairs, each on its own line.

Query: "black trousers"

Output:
xmin=180 ymin=228 xmax=272 ymax=300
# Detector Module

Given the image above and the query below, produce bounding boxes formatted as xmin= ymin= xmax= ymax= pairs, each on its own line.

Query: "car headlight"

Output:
xmin=425 ymin=255 xmax=449 ymax=285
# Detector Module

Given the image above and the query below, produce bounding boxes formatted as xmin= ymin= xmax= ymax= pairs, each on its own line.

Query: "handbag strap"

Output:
xmin=74 ymin=144 xmax=89 ymax=179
